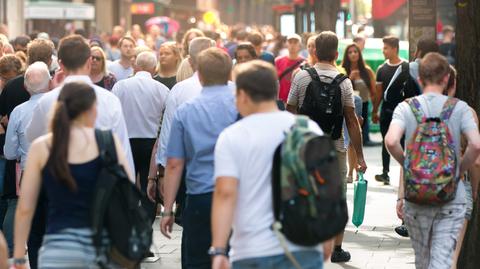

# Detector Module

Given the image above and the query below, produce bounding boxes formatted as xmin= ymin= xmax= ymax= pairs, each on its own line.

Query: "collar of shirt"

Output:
xmin=315 ymin=62 xmax=338 ymax=72
xmin=134 ymin=71 xmax=152 ymax=78
xmin=200 ymin=84 xmax=230 ymax=96
xmin=29 ymin=93 xmax=43 ymax=102
xmin=63 ymin=75 xmax=94 ymax=85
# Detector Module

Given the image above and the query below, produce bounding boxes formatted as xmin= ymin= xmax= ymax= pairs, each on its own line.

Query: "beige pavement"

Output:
xmin=142 ymin=134 xmax=416 ymax=269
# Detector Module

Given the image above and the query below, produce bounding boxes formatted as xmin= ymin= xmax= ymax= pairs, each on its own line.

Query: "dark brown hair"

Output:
xmin=382 ymin=36 xmax=400 ymax=51
xmin=235 ymin=43 xmax=257 ymax=59
xmin=58 ymin=35 xmax=91 ymax=71
xmin=47 ymin=82 xmax=96 ymax=191
xmin=416 ymin=38 xmax=439 ymax=59
xmin=341 ymin=43 xmax=372 ymax=90
xmin=197 ymin=47 xmax=232 ymax=86
xmin=315 ymin=31 xmax=338 ymax=62
xmin=419 ymin=52 xmax=450 ymax=86
xmin=234 ymin=60 xmax=278 ymax=103
xmin=248 ymin=32 xmax=264 ymax=47
xmin=0 ymin=55 xmax=22 ymax=76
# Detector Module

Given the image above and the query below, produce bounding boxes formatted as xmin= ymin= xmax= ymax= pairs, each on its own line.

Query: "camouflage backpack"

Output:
xmin=272 ymin=116 xmax=348 ymax=247
xmin=404 ymin=97 xmax=458 ymax=205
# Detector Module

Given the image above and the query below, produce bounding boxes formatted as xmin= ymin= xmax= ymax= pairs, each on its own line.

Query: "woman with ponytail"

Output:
xmin=12 ymin=82 xmax=133 ymax=269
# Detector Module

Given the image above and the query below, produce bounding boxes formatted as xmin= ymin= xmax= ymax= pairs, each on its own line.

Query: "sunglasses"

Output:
xmin=91 ymin=56 xmax=103 ymax=61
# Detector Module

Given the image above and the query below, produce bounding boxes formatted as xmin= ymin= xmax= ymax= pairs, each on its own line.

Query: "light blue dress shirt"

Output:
xmin=166 ymin=84 xmax=237 ymax=195
xmin=4 ymin=93 xmax=43 ymax=169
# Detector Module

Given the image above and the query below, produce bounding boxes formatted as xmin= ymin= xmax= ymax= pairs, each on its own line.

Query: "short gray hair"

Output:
xmin=135 ymin=51 xmax=157 ymax=71
xmin=24 ymin=61 xmax=50 ymax=94
xmin=188 ymin=37 xmax=216 ymax=68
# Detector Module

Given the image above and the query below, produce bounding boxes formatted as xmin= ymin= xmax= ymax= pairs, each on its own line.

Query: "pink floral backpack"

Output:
xmin=404 ymin=97 xmax=458 ymax=205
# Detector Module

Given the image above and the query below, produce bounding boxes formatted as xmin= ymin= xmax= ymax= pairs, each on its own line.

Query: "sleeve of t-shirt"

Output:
xmin=341 ymin=79 xmax=355 ymax=108
xmin=391 ymin=102 xmax=408 ymax=130
xmin=376 ymin=66 xmax=383 ymax=83
xmin=287 ymin=71 xmax=304 ymax=107
xmin=166 ymin=110 xmax=186 ymax=159
xmin=459 ymin=103 xmax=478 ymax=133
xmin=214 ymin=131 xmax=240 ymax=180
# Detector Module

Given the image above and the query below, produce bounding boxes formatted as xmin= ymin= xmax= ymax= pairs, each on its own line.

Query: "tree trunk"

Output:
xmin=456 ymin=0 xmax=480 ymax=268
xmin=314 ymin=0 xmax=340 ymax=32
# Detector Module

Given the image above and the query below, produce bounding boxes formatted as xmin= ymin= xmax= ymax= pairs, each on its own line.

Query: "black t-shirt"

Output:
xmin=0 ymin=75 xmax=30 ymax=200
xmin=154 ymin=75 xmax=177 ymax=90
xmin=0 ymin=75 xmax=30 ymax=118
xmin=376 ymin=61 xmax=406 ymax=111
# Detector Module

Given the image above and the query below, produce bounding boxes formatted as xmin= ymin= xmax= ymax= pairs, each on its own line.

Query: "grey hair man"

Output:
xmin=112 ymin=49 xmax=169 ymax=223
xmin=4 ymin=61 xmax=51 ymax=169
xmin=135 ymin=51 xmax=157 ymax=75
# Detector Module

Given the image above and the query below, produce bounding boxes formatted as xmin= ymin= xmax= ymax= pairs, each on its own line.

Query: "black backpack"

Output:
xmin=272 ymin=117 xmax=348 ymax=247
xmin=91 ymin=130 xmax=153 ymax=269
xmin=383 ymin=62 xmax=420 ymax=109
xmin=298 ymin=68 xmax=347 ymax=140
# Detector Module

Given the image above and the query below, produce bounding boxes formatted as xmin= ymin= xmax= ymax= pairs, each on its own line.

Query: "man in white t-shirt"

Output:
xmin=210 ymin=60 xmax=332 ymax=269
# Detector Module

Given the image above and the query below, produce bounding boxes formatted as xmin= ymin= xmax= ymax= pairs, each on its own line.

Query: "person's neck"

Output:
xmin=243 ymin=101 xmax=279 ymax=117
xmin=64 ymin=68 xmax=89 ymax=77
xmin=255 ymin=47 xmax=262 ymax=56
xmin=351 ymin=61 xmax=359 ymax=70
xmin=159 ymin=65 xmax=177 ymax=77
xmin=389 ymin=56 xmax=401 ymax=65
xmin=288 ymin=52 xmax=299 ymax=60
xmin=443 ymin=37 xmax=453 ymax=43
xmin=119 ymin=57 xmax=132 ymax=68
xmin=318 ymin=60 xmax=336 ymax=67
xmin=422 ymin=84 xmax=444 ymax=94
xmin=90 ymin=69 xmax=102 ymax=77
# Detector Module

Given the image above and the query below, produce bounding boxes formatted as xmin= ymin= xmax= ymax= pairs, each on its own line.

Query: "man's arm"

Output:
xmin=372 ymin=83 xmax=383 ymax=123
xmin=385 ymin=122 xmax=406 ymax=165
xmin=344 ymin=106 xmax=366 ymax=172
xmin=160 ymin=157 xmax=184 ymax=239
xmin=286 ymin=104 xmax=297 ymax=114
xmin=3 ymin=110 xmax=19 ymax=160
xmin=460 ymin=129 xmax=480 ymax=175
xmin=211 ymin=177 xmax=238 ymax=249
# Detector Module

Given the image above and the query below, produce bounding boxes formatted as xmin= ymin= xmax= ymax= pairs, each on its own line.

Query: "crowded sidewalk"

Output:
xmin=144 ymin=134 xmax=415 ymax=269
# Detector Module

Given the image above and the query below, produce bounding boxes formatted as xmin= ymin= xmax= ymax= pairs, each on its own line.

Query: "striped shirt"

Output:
xmin=287 ymin=63 xmax=355 ymax=152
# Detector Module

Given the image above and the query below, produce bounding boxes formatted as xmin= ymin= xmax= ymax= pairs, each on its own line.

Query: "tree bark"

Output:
xmin=314 ymin=0 xmax=340 ymax=32
xmin=456 ymin=0 xmax=480 ymax=268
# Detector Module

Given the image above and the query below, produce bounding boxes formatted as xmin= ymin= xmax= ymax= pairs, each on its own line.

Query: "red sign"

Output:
xmin=131 ymin=3 xmax=155 ymax=15
xmin=372 ymin=0 xmax=407 ymax=20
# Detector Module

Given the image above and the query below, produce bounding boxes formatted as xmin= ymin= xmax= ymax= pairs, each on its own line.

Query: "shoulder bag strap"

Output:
xmin=279 ymin=59 xmax=305 ymax=81
xmin=383 ymin=62 xmax=407 ymax=101
xmin=95 ymin=129 xmax=118 ymax=166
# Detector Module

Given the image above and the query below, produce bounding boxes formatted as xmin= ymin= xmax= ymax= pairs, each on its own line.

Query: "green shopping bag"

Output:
xmin=352 ymin=172 xmax=368 ymax=228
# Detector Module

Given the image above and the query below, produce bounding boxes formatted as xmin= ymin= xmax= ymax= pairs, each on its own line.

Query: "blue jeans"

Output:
xmin=2 ymin=198 xmax=17 ymax=256
xmin=232 ymin=250 xmax=323 ymax=269
xmin=0 ymin=157 xmax=5 ymax=195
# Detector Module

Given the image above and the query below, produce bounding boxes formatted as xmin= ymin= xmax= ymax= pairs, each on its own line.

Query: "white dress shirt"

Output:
xmin=4 ymin=93 xmax=43 ymax=169
xmin=156 ymin=72 xmax=202 ymax=167
xmin=112 ymin=71 xmax=169 ymax=139
xmin=25 ymin=75 xmax=135 ymax=179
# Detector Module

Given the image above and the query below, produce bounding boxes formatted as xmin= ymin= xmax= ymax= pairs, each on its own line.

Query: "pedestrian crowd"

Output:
xmin=0 ymin=23 xmax=477 ymax=269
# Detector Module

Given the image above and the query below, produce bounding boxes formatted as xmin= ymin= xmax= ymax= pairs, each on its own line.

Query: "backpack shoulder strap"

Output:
xmin=295 ymin=116 xmax=309 ymax=129
xmin=331 ymin=73 xmax=348 ymax=85
xmin=440 ymin=97 xmax=459 ymax=121
xmin=305 ymin=67 xmax=320 ymax=82
xmin=272 ymin=144 xmax=282 ymax=221
xmin=95 ymin=129 xmax=118 ymax=165
xmin=406 ymin=98 xmax=425 ymax=123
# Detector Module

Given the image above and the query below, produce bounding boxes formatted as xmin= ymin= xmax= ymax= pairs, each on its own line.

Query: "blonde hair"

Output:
xmin=90 ymin=46 xmax=107 ymax=75
xmin=181 ymin=28 xmax=205 ymax=57
xmin=157 ymin=41 xmax=182 ymax=76
xmin=176 ymin=57 xmax=194 ymax=82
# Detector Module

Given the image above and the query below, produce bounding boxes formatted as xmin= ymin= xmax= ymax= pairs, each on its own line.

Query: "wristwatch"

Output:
xmin=208 ymin=246 xmax=227 ymax=256
xmin=13 ymin=257 xmax=27 ymax=265
xmin=160 ymin=211 xmax=174 ymax=217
